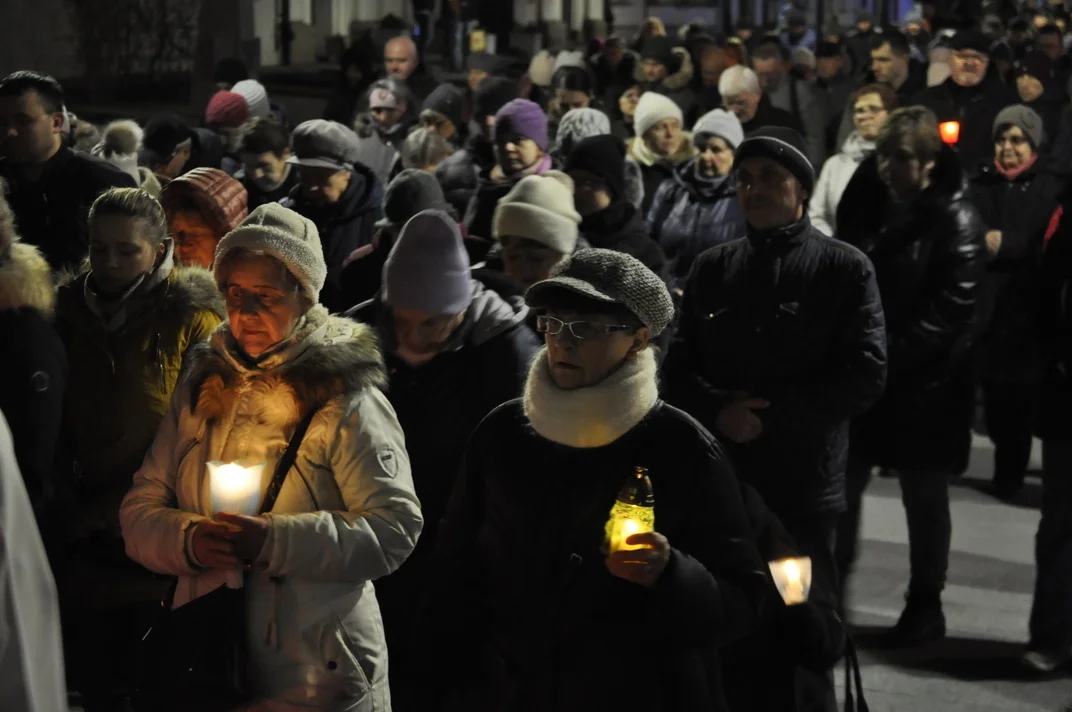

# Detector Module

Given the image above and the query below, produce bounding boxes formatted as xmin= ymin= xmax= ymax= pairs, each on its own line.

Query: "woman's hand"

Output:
xmin=606 ymin=532 xmax=671 ymax=588
xmin=215 ymin=512 xmax=270 ymax=563
xmin=189 ymin=520 xmax=241 ymax=570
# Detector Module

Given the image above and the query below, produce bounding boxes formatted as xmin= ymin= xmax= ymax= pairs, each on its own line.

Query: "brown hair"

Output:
xmin=89 ymin=187 xmax=169 ymax=246
xmin=876 ymin=105 xmax=943 ymax=163
xmin=851 ymin=83 xmax=899 ymax=112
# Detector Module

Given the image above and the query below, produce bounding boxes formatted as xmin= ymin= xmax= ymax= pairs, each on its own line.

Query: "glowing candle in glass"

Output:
xmin=769 ymin=556 xmax=812 ymax=606
xmin=605 ymin=467 xmax=655 ymax=554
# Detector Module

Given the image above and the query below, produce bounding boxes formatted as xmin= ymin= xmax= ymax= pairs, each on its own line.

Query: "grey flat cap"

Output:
xmin=288 ymin=119 xmax=360 ymax=171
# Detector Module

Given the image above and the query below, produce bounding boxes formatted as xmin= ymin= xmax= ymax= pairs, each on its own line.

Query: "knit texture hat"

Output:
xmin=641 ymin=35 xmax=676 ymax=69
xmin=565 ymin=134 xmax=627 ymax=201
xmin=529 ymin=50 xmax=557 ymax=87
xmin=634 ymin=92 xmax=683 ymax=140
xmin=92 ymin=120 xmax=143 ymax=184
xmin=526 ymin=248 xmax=675 ymax=336
xmin=552 ymin=108 xmax=612 ymax=156
xmin=494 ymin=99 xmax=549 ymax=151
xmin=733 ymin=126 xmax=816 ymax=194
xmin=205 ymin=90 xmax=251 ymax=129
xmin=492 ymin=171 xmax=581 ymax=254
xmin=378 ymin=169 xmax=450 ymax=230
xmin=474 ymin=77 xmax=517 ymax=118
xmin=289 ymin=119 xmax=361 ymax=171
xmin=421 ymin=83 xmax=465 ymax=130
xmin=231 ymin=79 xmax=270 ymax=118
xmin=692 ymin=109 xmax=744 ymax=150
xmin=1019 ymin=50 xmax=1054 ymax=81
xmin=993 ymin=104 xmax=1044 ymax=149
xmin=383 ymin=210 xmax=474 ymax=314
xmin=161 ymin=167 xmax=249 ymax=235
xmin=214 ymin=203 xmax=327 ymax=304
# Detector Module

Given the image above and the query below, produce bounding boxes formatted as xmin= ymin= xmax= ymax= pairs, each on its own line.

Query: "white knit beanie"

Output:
xmin=232 ymin=79 xmax=271 ymax=118
xmin=492 ymin=171 xmax=581 ymax=255
xmin=692 ymin=109 xmax=744 ymax=150
xmin=634 ymin=92 xmax=684 ymax=140
xmin=214 ymin=203 xmax=327 ymax=304
xmin=554 ymin=50 xmax=587 ymax=72
xmin=529 ymin=51 xmax=557 ymax=88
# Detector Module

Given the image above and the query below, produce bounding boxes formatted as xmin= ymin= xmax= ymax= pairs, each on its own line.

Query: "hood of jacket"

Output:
xmin=186 ymin=304 xmax=387 ymax=425
xmin=634 ymin=46 xmax=694 ymax=92
xmin=840 ymin=131 xmax=876 ymax=162
xmin=673 ymin=157 xmax=737 ymax=201
xmin=0 ymin=242 xmax=55 ymax=317
xmin=290 ymin=161 xmax=383 ymax=226
xmin=445 ymin=282 xmax=530 ymax=349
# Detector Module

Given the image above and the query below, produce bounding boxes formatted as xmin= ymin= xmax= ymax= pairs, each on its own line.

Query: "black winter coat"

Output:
xmin=1035 ymin=181 xmax=1072 ymax=441
xmin=969 ymin=162 xmax=1064 ymax=383
xmin=837 ymin=146 xmax=987 ymax=471
xmin=579 ymin=200 xmax=670 ymax=284
xmin=742 ymin=94 xmax=805 ymax=137
xmin=663 ymin=217 xmax=887 ymax=523
xmin=0 ymin=148 xmax=136 ymax=272
xmin=282 ymin=162 xmax=383 ymax=313
xmin=913 ymin=76 xmax=1018 ymax=174
xmin=423 ymin=399 xmax=767 ymax=712
xmin=239 ymin=165 xmax=301 ymax=211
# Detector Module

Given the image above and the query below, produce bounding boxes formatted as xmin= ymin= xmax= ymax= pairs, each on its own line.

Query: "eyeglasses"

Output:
xmin=536 ymin=315 xmax=634 ymax=340
xmin=995 ymin=134 xmax=1029 ymax=147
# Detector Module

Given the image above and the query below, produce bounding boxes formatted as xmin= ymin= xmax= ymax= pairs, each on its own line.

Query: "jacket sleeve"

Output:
xmin=765 ymin=252 xmax=888 ymax=423
xmin=808 ymin=160 xmax=836 ymax=236
xmin=891 ymin=204 xmax=987 ymax=373
xmin=120 ymin=392 xmax=210 ymax=576
xmin=258 ymin=388 xmax=423 ymax=581
xmin=646 ymin=178 xmax=675 ymax=243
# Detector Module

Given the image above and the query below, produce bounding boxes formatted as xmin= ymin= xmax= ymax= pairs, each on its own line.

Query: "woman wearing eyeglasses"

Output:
xmin=808 ymin=83 xmax=897 ymax=237
xmin=419 ymin=247 xmax=766 ymax=712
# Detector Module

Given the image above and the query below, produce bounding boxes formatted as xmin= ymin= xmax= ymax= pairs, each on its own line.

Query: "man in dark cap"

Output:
xmin=914 ymin=29 xmax=1018 ymax=170
xmin=784 ymin=12 xmax=817 ymax=52
xmin=846 ymin=10 xmax=881 ymax=80
xmin=665 ymin=127 xmax=887 ymax=634
xmin=1015 ymin=50 xmax=1064 ymax=145
xmin=639 ymin=35 xmax=696 ymax=119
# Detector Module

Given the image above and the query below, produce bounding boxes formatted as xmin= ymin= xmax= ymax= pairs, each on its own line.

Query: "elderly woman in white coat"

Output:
xmin=809 ymin=83 xmax=896 ymax=236
xmin=120 ymin=202 xmax=423 ymax=711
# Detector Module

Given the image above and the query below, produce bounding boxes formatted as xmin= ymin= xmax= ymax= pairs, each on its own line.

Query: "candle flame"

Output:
xmin=939 ymin=121 xmax=960 ymax=145
xmin=783 ymin=559 xmax=800 ymax=584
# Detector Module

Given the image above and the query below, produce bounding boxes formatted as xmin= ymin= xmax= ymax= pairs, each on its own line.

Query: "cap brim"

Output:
xmin=287 ymin=155 xmax=350 ymax=171
xmin=525 ymin=276 xmax=622 ymax=309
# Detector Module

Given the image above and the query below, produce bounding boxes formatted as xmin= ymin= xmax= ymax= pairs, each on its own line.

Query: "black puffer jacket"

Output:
xmin=282 ymin=162 xmax=383 ymax=313
xmin=837 ymin=145 xmax=987 ymax=471
xmin=913 ymin=76 xmax=1017 ymax=174
xmin=422 ymin=399 xmax=767 ymax=712
xmin=969 ymin=162 xmax=1064 ymax=383
xmin=663 ymin=216 xmax=887 ymax=523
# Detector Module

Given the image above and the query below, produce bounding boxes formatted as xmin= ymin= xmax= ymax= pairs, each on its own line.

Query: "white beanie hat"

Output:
xmin=492 ymin=171 xmax=581 ymax=255
xmin=214 ymin=203 xmax=327 ymax=304
xmin=692 ymin=109 xmax=744 ymax=150
xmin=634 ymin=92 xmax=684 ymax=140
xmin=529 ymin=50 xmax=557 ymax=88
xmin=231 ymin=79 xmax=271 ymax=118
xmin=554 ymin=50 xmax=587 ymax=72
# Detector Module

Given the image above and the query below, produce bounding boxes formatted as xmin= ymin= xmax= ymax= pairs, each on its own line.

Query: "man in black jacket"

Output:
xmin=835 ymin=106 xmax=987 ymax=646
xmin=665 ymin=126 xmax=887 ymax=593
xmin=0 ymin=71 xmax=136 ymax=272
xmin=719 ymin=65 xmax=805 ymax=138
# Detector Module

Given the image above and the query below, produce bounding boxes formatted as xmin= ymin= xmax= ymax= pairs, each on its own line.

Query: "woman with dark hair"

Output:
xmin=549 ymin=66 xmax=598 ymax=125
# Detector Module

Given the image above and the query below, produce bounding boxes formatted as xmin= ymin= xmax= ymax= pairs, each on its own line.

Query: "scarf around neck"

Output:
xmin=522 ymin=347 xmax=659 ymax=448
xmin=85 ymin=241 xmax=175 ymax=332
xmin=994 ymin=153 xmax=1038 ymax=181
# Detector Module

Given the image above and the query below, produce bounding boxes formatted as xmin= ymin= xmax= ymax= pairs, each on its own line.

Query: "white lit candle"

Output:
xmin=208 ymin=461 xmax=266 ymax=516
xmin=769 ymin=557 xmax=812 ymax=606
xmin=610 ymin=517 xmax=648 ymax=553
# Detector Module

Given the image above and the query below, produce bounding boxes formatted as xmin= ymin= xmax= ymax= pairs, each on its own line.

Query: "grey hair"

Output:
xmin=401 ymin=127 xmax=455 ymax=170
xmin=719 ymin=65 xmax=761 ymax=97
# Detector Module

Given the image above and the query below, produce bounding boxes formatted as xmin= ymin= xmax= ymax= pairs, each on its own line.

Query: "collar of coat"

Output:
xmin=0 ymin=241 xmax=55 ymax=317
xmin=186 ymin=305 xmax=387 ymax=424
xmin=522 ymin=347 xmax=659 ymax=448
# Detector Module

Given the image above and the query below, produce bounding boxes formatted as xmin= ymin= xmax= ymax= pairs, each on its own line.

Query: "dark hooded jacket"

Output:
xmin=742 ymin=94 xmax=805 ymax=138
xmin=663 ymin=216 xmax=887 ymax=525
xmin=647 ymin=159 xmax=748 ymax=289
xmin=913 ymin=75 xmax=1018 ymax=174
xmin=437 ymin=127 xmax=496 ymax=215
xmin=836 ymin=145 xmax=987 ymax=471
xmin=282 ymin=162 xmax=384 ymax=313
xmin=636 ymin=47 xmax=698 ymax=120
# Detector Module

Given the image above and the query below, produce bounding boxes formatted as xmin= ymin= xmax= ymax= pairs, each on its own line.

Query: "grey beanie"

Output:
xmin=993 ymin=104 xmax=1044 ymax=149
xmin=383 ymin=210 xmax=474 ymax=314
xmin=692 ymin=109 xmax=745 ymax=150
xmin=525 ymin=248 xmax=675 ymax=336
xmin=214 ymin=203 xmax=327 ymax=304
xmin=551 ymin=108 xmax=612 ymax=157
xmin=493 ymin=171 xmax=581 ymax=254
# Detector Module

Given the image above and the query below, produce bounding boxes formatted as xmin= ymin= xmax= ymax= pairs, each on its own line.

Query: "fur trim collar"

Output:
xmin=523 ymin=347 xmax=659 ymax=448
xmin=634 ymin=46 xmax=694 ymax=91
xmin=0 ymin=242 xmax=55 ymax=317
xmin=629 ymin=132 xmax=696 ymax=168
xmin=186 ymin=305 xmax=387 ymax=424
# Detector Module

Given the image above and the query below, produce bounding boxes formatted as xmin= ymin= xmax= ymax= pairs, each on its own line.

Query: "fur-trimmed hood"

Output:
xmin=185 ymin=305 xmax=387 ymax=425
xmin=0 ymin=242 xmax=55 ymax=317
xmin=635 ymin=46 xmax=694 ymax=92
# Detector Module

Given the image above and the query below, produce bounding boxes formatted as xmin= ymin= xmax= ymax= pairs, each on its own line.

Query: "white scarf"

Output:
xmin=522 ymin=347 xmax=659 ymax=448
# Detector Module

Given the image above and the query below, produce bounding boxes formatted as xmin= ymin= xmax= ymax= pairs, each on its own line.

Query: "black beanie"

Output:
xmin=641 ymin=35 xmax=676 ymax=69
xmin=565 ymin=134 xmax=626 ymax=201
xmin=474 ymin=77 xmax=517 ymax=119
xmin=421 ymin=83 xmax=466 ymax=130
xmin=732 ymin=127 xmax=816 ymax=194
xmin=141 ymin=114 xmax=194 ymax=165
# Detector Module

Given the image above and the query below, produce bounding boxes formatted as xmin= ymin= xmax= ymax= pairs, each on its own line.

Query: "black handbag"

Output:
xmin=133 ymin=408 xmax=318 ymax=712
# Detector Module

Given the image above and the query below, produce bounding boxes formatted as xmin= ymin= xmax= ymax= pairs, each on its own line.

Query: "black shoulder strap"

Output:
xmin=258 ymin=407 xmax=319 ymax=515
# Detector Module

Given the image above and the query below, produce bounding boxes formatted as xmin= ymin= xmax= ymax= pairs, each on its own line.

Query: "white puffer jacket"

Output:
xmin=120 ymin=306 xmax=422 ymax=712
xmin=809 ymin=131 xmax=875 ymax=238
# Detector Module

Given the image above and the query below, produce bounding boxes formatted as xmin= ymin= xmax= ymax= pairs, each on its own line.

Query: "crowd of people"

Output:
xmin=3 ymin=4 xmax=1072 ymax=711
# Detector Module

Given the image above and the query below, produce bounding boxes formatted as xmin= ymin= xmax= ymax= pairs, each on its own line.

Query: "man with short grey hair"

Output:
xmin=384 ymin=35 xmax=438 ymax=102
xmin=719 ymin=65 xmax=803 ymax=137
xmin=751 ymin=39 xmax=829 ymax=166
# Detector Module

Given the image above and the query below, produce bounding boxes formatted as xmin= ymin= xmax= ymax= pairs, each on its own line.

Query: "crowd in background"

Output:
xmin=4 ymin=2 xmax=1072 ymax=710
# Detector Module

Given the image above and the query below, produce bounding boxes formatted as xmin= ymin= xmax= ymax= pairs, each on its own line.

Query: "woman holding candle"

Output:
xmin=120 ymin=203 xmax=422 ymax=711
xmin=420 ymin=248 xmax=766 ymax=711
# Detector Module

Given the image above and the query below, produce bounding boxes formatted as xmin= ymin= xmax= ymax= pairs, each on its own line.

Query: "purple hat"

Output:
xmin=493 ymin=99 xmax=549 ymax=151
xmin=383 ymin=210 xmax=474 ymax=315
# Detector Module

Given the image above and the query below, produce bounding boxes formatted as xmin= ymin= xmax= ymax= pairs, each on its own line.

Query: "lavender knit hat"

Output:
xmin=383 ymin=210 xmax=474 ymax=314
xmin=493 ymin=99 xmax=549 ymax=151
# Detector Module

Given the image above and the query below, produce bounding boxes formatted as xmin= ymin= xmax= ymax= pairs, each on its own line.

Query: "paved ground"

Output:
xmin=842 ymin=435 xmax=1072 ymax=711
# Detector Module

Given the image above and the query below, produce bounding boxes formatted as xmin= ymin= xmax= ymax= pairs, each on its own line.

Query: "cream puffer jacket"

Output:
xmin=120 ymin=305 xmax=423 ymax=712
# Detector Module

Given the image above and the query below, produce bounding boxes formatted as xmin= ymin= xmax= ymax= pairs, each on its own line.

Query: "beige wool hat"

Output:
xmin=492 ymin=171 xmax=582 ymax=255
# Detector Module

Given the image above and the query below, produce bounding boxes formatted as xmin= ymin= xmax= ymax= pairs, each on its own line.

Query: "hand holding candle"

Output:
xmin=769 ymin=556 xmax=812 ymax=606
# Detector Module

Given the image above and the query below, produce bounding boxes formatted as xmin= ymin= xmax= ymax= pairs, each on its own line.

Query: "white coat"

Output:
xmin=120 ymin=306 xmax=423 ymax=712
xmin=809 ymin=131 xmax=875 ymax=238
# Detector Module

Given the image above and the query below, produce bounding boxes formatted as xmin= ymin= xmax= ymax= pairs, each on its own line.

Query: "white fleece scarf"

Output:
xmin=523 ymin=347 xmax=659 ymax=448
